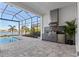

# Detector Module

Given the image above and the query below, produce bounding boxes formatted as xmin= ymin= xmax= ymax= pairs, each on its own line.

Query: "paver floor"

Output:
xmin=0 ymin=36 xmax=76 ymax=57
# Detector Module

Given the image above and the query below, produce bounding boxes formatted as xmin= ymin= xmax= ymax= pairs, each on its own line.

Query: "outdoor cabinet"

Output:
xmin=42 ymin=27 xmax=57 ymax=42
xmin=42 ymin=26 xmax=65 ymax=44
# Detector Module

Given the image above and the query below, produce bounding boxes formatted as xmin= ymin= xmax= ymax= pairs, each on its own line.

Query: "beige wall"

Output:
xmin=59 ymin=4 xmax=77 ymax=26
xmin=42 ymin=12 xmax=51 ymax=33
xmin=42 ymin=4 xmax=77 ymax=34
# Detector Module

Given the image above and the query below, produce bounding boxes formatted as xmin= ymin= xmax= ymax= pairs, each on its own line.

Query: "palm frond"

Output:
xmin=8 ymin=25 xmax=12 ymax=28
xmin=13 ymin=26 xmax=15 ymax=28
xmin=64 ymin=20 xmax=76 ymax=38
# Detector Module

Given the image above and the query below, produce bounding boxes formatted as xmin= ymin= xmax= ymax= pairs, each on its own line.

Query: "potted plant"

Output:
xmin=64 ymin=20 xmax=76 ymax=45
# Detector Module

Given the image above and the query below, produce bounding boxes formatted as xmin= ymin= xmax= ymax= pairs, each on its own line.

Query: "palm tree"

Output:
xmin=21 ymin=26 xmax=29 ymax=35
xmin=65 ymin=20 xmax=76 ymax=39
xmin=8 ymin=25 xmax=16 ymax=35
xmin=64 ymin=20 xmax=77 ymax=45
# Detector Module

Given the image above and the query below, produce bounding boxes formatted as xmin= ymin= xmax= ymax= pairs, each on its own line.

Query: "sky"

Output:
xmin=0 ymin=2 xmax=40 ymax=30
xmin=0 ymin=19 xmax=18 ymax=30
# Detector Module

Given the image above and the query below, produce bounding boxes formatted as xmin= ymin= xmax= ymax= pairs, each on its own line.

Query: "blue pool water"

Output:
xmin=0 ymin=37 xmax=18 ymax=44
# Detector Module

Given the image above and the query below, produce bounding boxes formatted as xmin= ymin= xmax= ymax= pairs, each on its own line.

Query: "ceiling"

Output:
xmin=8 ymin=2 xmax=76 ymax=16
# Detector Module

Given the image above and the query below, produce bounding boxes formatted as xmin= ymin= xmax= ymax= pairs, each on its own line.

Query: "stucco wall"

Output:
xmin=42 ymin=12 xmax=51 ymax=33
xmin=59 ymin=4 xmax=77 ymax=26
xmin=42 ymin=4 xmax=77 ymax=34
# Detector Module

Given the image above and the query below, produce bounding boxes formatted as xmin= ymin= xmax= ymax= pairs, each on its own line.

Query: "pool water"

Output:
xmin=0 ymin=37 xmax=18 ymax=44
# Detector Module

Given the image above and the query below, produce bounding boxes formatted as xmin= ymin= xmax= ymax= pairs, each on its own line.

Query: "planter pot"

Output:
xmin=65 ymin=34 xmax=75 ymax=45
xmin=66 ymin=40 xmax=73 ymax=45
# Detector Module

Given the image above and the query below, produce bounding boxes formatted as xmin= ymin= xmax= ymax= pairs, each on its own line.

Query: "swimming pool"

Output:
xmin=0 ymin=37 xmax=18 ymax=44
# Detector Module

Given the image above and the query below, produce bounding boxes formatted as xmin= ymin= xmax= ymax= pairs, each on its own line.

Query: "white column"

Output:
xmin=40 ymin=16 xmax=43 ymax=40
xmin=18 ymin=22 xmax=20 ymax=35
xmin=40 ymin=12 xmax=51 ymax=40
xmin=76 ymin=3 xmax=79 ymax=56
